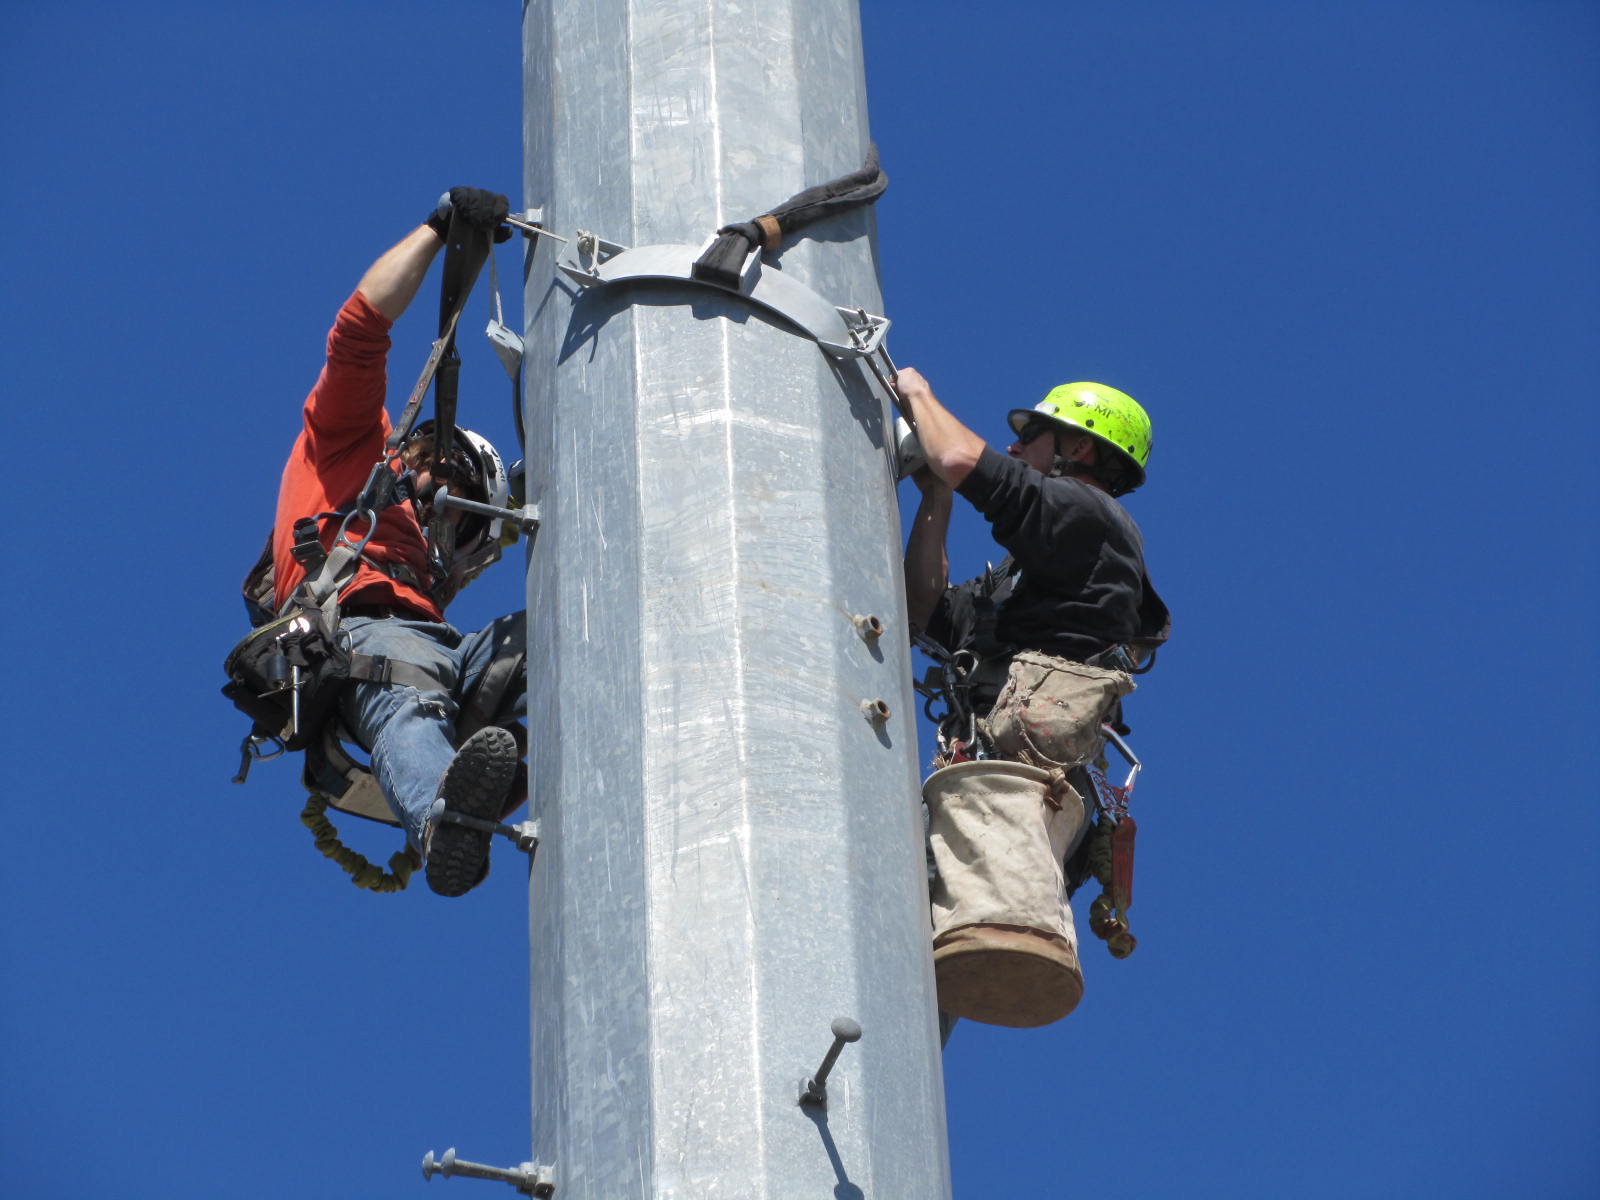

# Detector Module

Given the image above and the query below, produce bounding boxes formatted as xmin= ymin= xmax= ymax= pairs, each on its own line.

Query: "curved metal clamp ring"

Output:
xmin=555 ymin=233 xmax=890 ymax=360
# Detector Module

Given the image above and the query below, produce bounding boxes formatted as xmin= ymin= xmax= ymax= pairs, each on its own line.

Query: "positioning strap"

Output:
xmin=430 ymin=213 xmax=496 ymax=595
xmin=386 ymin=212 xmax=493 ymax=456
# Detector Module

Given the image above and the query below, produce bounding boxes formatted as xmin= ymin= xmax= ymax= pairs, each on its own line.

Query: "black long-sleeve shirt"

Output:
xmin=927 ymin=446 xmax=1164 ymax=666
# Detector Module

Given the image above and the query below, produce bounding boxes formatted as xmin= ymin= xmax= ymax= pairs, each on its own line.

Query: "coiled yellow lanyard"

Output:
xmin=300 ymin=794 xmax=421 ymax=893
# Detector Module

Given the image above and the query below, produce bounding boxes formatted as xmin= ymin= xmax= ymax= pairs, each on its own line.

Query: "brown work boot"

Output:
xmin=932 ymin=923 xmax=1084 ymax=1027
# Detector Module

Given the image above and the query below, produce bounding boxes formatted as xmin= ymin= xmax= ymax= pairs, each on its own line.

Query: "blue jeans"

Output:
xmin=337 ymin=613 xmax=526 ymax=847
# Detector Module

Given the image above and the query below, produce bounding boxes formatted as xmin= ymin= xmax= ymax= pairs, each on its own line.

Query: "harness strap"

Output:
xmin=347 ymin=653 xmax=449 ymax=691
xmin=358 ymin=552 xmax=426 ymax=591
xmin=969 ymin=557 xmax=1015 ymax=660
xmin=300 ymin=539 xmax=365 ymax=613
xmin=459 ymin=646 xmax=525 ymax=739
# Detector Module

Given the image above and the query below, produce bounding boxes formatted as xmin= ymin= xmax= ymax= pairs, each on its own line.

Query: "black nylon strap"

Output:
xmin=763 ymin=142 xmax=886 ymax=235
xmin=692 ymin=144 xmax=887 ymax=287
xmin=460 ymin=646 xmax=525 ymax=736
xmin=427 ymin=212 xmax=496 ymax=585
xmin=348 ymin=652 xmax=451 ymax=692
xmin=357 ymin=553 xmax=425 ymax=591
xmin=386 ymin=213 xmax=492 ymax=455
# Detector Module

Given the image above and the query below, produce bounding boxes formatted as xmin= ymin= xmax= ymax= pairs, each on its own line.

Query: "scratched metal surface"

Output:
xmin=521 ymin=1 xmax=951 ymax=1195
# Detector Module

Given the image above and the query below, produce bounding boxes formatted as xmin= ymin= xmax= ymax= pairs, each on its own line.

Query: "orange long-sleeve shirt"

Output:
xmin=272 ymin=291 xmax=442 ymax=621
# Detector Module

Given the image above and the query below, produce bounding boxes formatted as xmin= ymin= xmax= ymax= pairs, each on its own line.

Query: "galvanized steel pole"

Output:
xmin=520 ymin=2 xmax=952 ymax=1196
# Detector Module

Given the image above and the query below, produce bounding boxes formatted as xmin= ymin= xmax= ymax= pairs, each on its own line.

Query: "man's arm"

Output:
xmin=904 ymin=469 xmax=953 ymax=634
xmin=355 ymin=188 xmax=511 ymax=321
xmin=892 ymin=367 xmax=987 ymax=488
xmin=357 ymin=225 xmax=446 ymax=322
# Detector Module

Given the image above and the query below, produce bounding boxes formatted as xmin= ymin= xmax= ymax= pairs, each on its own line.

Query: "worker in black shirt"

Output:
xmin=894 ymin=366 xmax=1168 ymax=1029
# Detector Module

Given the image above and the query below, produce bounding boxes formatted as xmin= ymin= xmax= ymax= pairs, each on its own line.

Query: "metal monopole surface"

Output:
xmin=520 ymin=1 xmax=952 ymax=1196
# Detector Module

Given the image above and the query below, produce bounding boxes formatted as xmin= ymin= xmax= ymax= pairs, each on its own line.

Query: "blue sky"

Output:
xmin=3 ymin=2 xmax=1596 ymax=1197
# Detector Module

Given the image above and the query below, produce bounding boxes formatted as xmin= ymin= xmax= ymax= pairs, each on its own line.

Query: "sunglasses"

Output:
xmin=1015 ymin=417 xmax=1057 ymax=445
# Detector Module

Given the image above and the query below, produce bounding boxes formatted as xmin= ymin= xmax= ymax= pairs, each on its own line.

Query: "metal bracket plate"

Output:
xmin=556 ymin=232 xmax=890 ymax=359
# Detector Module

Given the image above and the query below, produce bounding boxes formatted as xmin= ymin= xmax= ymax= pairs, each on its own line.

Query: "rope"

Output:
xmin=299 ymin=794 xmax=421 ymax=893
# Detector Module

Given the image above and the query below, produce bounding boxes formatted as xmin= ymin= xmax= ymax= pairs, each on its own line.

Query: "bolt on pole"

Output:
xmin=519 ymin=1 xmax=952 ymax=1196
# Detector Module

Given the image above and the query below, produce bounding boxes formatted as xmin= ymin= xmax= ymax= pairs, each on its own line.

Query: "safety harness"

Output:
xmin=223 ymin=210 xmax=525 ymax=892
xmin=958 ymin=555 xmax=1169 ymax=686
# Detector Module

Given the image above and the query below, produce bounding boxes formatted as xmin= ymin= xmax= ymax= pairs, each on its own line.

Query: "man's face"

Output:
xmin=407 ymin=462 xmax=466 ymax=529
xmin=1009 ymin=417 xmax=1059 ymax=475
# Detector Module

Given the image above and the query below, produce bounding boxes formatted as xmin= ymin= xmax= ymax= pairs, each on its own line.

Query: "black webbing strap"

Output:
xmin=428 ymin=213 xmax=495 ymax=584
xmin=458 ymin=613 xmax=527 ymax=739
xmin=357 ymin=552 xmax=426 ymax=591
xmin=348 ymin=652 xmax=451 ymax=692
xmin=692 ymin=144 xmax=888 ymax=287
xmin=385 ymin=212 xmax=492 ymax=456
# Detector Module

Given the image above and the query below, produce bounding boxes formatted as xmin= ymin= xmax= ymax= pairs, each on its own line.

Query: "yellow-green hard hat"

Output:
xmin=1008 ymin=382 xmax=1152 ymax=487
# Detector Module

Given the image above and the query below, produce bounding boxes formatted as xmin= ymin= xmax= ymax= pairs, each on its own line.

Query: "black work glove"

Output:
xmin=426 ymin=187 xmax=513 ymax=242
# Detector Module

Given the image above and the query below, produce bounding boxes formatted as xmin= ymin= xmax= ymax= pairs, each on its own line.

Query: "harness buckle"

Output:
xmin=290 ymin=517 xmax=327 ymax=575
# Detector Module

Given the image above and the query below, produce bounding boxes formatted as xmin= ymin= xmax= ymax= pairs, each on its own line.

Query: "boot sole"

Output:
xmin=425 ymin=727 xmax=518 ymax=897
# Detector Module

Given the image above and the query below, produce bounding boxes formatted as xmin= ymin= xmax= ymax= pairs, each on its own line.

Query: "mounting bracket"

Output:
xmin=556 ymin=232 xmax=890 ymax=360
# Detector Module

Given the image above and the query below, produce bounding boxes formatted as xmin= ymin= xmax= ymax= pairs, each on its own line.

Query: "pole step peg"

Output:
xmin=422 ymin=1148 xmax=556 ymax=1197
xmin=798 ymin=1017 xmax=863 ymax=1108
xmin=434 ymin=485 xmax=542 ymax=536
xmin=429 ymin=801 xmax=541 ymax=854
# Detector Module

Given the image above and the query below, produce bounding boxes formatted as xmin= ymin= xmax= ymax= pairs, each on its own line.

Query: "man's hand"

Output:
xmin=891 ymin=365 xmax=985 ymax=488
xmin=427 ymin=187 xmax=513 ymax=243
xmin=891 ymin=365 xmax=934 ymax=407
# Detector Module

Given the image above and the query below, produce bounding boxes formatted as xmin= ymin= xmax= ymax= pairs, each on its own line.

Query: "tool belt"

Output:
xmin=223 ymin=609 xmax=351 ymax=753
xmin=223 ymin=605 xmax=448 ymax=755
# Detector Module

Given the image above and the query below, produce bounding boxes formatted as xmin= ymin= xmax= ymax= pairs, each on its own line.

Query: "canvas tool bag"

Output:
xmin=924 ymin=759 xmax=1090 ymax=1027
xmin=982 ymin=650 xmax=1135 ymax=771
